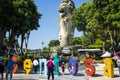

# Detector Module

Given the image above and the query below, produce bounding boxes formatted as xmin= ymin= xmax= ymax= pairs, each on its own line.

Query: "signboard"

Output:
xmin=62 ymin=47 xmax=71 ymax=54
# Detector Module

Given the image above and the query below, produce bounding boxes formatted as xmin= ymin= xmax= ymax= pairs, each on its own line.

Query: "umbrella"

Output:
xmin=114 ymin=51 xmax=120 ymax=57
xmin=112 ymin=56 xmax=119 ymax=60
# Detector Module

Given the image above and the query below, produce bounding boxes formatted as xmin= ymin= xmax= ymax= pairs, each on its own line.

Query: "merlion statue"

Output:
xmin=58 ymin=0 xmax=75 ymax=47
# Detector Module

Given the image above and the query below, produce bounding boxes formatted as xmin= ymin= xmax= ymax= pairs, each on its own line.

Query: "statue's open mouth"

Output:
xmin=58 ymin=9 xmax=64 ymax=13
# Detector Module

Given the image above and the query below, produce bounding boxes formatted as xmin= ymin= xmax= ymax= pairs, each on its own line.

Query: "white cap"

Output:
xmin=101 ymin=51 xmax=111 ymax=57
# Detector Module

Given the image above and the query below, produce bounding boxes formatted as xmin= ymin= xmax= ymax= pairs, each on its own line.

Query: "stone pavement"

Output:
xmin=88 ymin=64 xmax=120 ymax=80
xmin=1 ymin=64 xmax=120 ymax=80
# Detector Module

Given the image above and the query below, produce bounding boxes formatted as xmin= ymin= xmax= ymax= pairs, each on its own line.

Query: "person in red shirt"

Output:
xmin=61 ymin=62 xmax=65 ymax=75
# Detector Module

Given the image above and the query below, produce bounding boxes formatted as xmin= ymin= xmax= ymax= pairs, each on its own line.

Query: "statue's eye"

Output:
xmin=61 ymin=10 xmax=64 ymax=13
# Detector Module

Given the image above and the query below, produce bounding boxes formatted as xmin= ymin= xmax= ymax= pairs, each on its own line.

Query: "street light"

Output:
xmin=41 ymin=42 xmax=44 ymax=51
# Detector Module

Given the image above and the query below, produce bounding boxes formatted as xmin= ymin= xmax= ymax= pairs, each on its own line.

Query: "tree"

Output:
xmin=93 ymin=0 xmax=120 ymax=52
xmin=72 ymin=0 xmax=120 ymax=52
xmin=71 ymin=2 xmax=99 ymax=48
xmin=0 ymin=0 xmax=41 ymax=56
xmin=0 ymin=0 xmax=14 ymax=48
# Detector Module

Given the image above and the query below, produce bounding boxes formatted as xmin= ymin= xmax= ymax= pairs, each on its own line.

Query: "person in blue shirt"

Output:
xmin=6 ymin=55 xmax=16 ymax=80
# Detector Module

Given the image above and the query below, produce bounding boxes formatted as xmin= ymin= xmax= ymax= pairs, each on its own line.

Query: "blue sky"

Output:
xmin=28 ymin=0 xmax=89 ymax=49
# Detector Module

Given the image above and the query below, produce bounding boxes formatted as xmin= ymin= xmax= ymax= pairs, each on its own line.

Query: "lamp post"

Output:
xmin=41 ymin=42 xmax=44 ymax=51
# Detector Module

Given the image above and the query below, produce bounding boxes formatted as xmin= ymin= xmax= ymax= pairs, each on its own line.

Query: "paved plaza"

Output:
xmin=1 ymin=64 xmax=120 ymax=80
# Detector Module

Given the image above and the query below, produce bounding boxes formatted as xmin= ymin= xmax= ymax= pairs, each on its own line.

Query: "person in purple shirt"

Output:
xmin=6 ymin=55 xmax=16 ymax=80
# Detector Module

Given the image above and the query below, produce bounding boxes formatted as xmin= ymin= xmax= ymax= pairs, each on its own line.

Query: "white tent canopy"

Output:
xmin=78 ymin=49 xmax=102 ymax=52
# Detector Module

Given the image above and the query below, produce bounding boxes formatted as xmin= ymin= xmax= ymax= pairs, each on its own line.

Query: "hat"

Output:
xmin=114 ymin=51 xmax=120 ymax=57
xmin=101 ymin=51 xmax=111 ymax=57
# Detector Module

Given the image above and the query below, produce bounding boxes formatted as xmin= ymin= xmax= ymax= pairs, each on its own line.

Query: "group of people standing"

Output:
xmin=0 ymin=55 xmax=16 ymax=80
xmin=0 ymin=56 xmax=39 ymax=80
xmin=0 ymin=55 xmax=65 ymax=80
xmin=47 ymin=56 xmax=65 ymax=80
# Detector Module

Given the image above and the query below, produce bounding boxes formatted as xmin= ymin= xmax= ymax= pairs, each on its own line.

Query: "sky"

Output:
xmin=28 ymin=0 xmax=89 ymax=49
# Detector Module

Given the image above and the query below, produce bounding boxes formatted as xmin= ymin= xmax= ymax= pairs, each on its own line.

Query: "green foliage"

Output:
xmin=89 ymin=45 xmax=102 ymax=49
xmin=0 ymin=0 xmax=41 ymax=50
xmin=80 ymin=35 xmax=90 ymax=48
xmin=72 ymin=0 xmax=120 ymax=51
xmin=73 ymin=37 xmax=81 ymax=45
xmin=56 ymin=47 xmax=61 ymax=53
xmin=43 ymin=47 xmax=50 ymax=52
xmin=48 ymin=40 xmax=60 ymax=47
xmin=3 ymin=56 xmax=9 ymax=62
xmin=79 ymin=61 xmax=84 ymax=65
xmin=97 ymin=60 xmax=104 ymax=64
xmin=89 ymin=38 xmax=103 ymax=49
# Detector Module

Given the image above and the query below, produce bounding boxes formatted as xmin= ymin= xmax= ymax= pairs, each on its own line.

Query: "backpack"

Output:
xmin=47 ymin=60 xmax=54 ymax=69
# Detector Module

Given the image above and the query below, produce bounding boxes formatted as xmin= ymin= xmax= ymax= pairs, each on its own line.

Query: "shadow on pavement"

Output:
xmin=62 ymin=73 xmax=70 ymax=75
xmin=12 ymin=79 xmax=37 ymax=80
xmin=114 ymin=75 xmax=120 ymax=78
xmin=60 ymin=72 xmax=85 ymax=76
xmin=92 ymin=74 xmax=103 ymax=77
xmin=75 ymin=73 xmax=85 ymax=76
